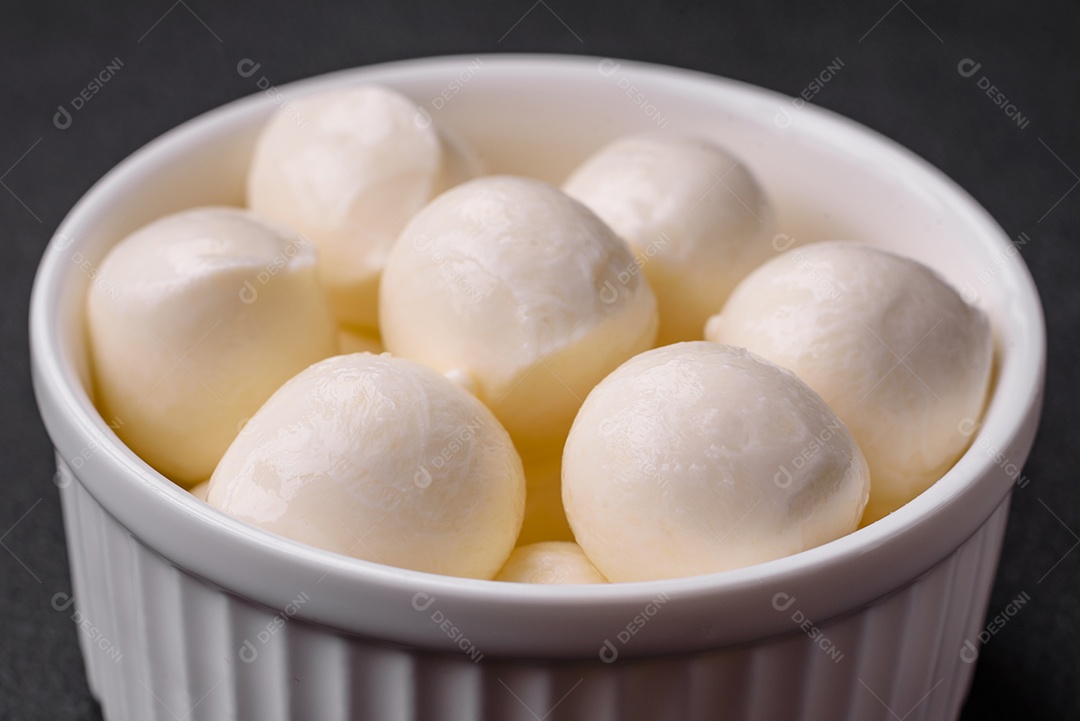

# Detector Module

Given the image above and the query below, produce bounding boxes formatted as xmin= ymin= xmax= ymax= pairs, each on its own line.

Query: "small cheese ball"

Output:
xmin=564 ymin=133 xmax=777 ymax=344
xmin=86 ymin=207 xmax=337 ymax=487
xmin=247 ymin=85 xmax=481 ymax=331
xmin=517 ymin=448 xmax=575 ymax=546
xmin=563 ymin=342 xmax=869 ymax=582
xmin=705 ymin=242 xmax=993 ymax=522
xmin=380 ymin=176 xmax=659 ymax=448
xmin=207 ymin=354 xmax=525 ymax=579
xmin=495 ymin=542 xmax=607 ymax=584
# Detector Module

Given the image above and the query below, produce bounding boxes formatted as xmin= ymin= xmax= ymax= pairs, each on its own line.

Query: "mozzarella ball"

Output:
xmin=380 ymin=176 xmax=659 ymax=448
xmin=495 ymin=542 xmax=607 ymax=584
xmin=517 ymin=448 xmax=575 ymax=546
xmin=206 ymin=353 xmax=525 ymax=579
xmin=564 ymin=133 xmax=777 ymax=344
xmin=189 ymin=481 xmax=210 ymax=502
xmin=86 ymin=207 xmax=337 ymax=487
xmin=706 ymin=242 xmax=993 ymax=522
xmin=247 ymin=85 xmax=481 ymax=331
xmin=563 ymin=342 xmax=869 ymax=582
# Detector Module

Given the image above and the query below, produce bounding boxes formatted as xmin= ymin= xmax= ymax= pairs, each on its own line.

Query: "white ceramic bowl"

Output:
xmin=30 ymin=55 xmax=1045 ymax=721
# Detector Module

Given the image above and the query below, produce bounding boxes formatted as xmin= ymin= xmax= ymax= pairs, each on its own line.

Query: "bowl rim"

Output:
xmin=30 ymin=53 xmax=1046 ymax=658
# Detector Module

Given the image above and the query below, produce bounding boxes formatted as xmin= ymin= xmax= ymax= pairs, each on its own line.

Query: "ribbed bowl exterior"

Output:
xmin=58 ymin=454 xmax=1009 ymax=721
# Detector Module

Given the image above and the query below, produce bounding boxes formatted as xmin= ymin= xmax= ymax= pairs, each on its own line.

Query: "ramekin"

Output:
xmin=30 ymin=55 xmax=1045 ymax=721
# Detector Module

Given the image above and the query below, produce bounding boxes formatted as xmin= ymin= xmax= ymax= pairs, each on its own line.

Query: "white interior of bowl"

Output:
xmin=30 ymin=55 xmax=1045 ymax=659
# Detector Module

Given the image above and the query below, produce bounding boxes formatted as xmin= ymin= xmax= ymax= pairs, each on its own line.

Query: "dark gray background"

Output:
xmin=2 ymin=0 xmax=1077 ymax=718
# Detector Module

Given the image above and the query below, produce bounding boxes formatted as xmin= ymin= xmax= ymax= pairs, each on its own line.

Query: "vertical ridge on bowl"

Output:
xmin=415 ymin=651 xmax=483 ymax=721
xmin=939 ymin=497 xmax=1011 ymax=717
xmin=792 ymin=629 xmax=830 ymax=717
xmin=914 ymin=531 xmax=965 ymax=721
xmin=922 ymin=556 xmax=960 ymax=716
xmin=182 ymin=567 xmax=235 ymax=720
xmin=480 ymin=662 xmax=536 ymax=720
xmin=286 ymin=622 xmax=349 ymax=721
xmin=58 ymin=459 xmax=128 ymax=719
xmin=133 ymin=518 xmax=182 ymax=721
xmin=540 ymin=661 xmax=619 ymax=721
xmin=868 ymin=570 xmax=924 ymax=719
xmin=55 ymin=458 xmax=100 ymax=697
xmin=235 ymin=587 xmax=291 ymax=720
xmin=113 ymin=495 xmax=146 ymax=721
xmin=742 ymin=634 xmax=801 ymax=719
xmin=345 ymin=634 xmax=415 ymax=719
xmin=618 ymin=658 xmax=692 ymax=720
xmin=685 ymin=643 xmax=750 ymax=719
xmin=809 ymin=603 xmax=863 ymax=719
